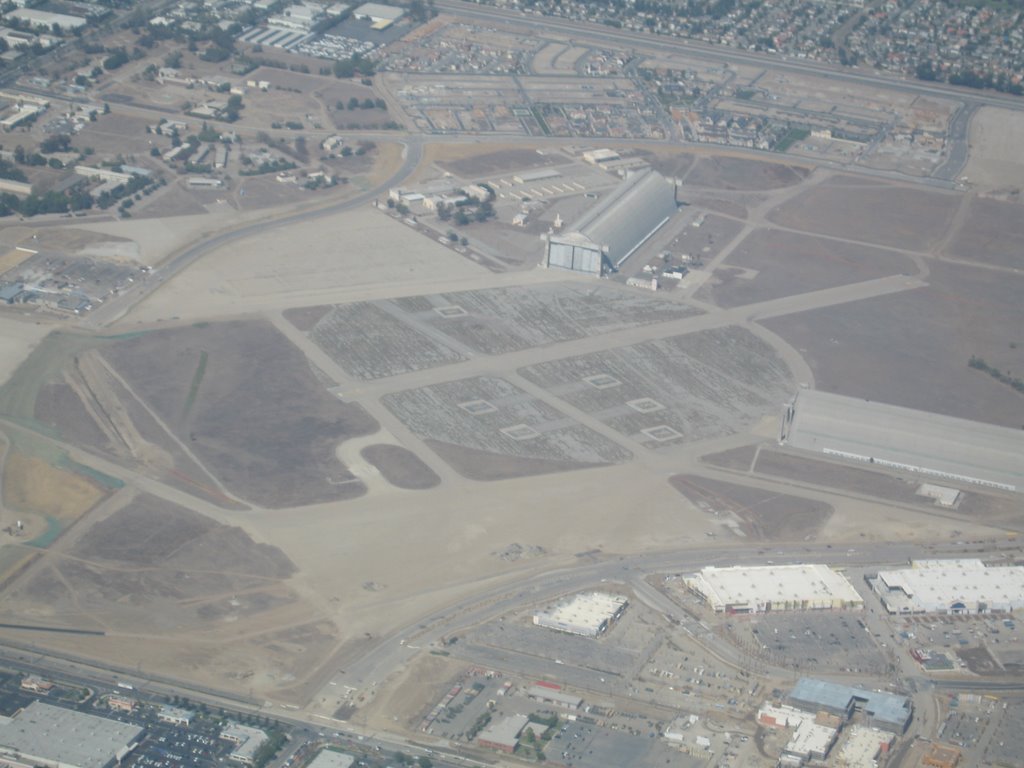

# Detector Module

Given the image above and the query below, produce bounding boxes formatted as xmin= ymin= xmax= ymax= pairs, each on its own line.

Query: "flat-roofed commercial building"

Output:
xmin=684 ymin=564 xmax=863 ymax=614
xmin=781 ymin=389 xmax=1024 ymax=492
xmin=306 ymin=749 xmax=355 ymax=768
xmin=526 ymin=684 xmax=582 ymax=709
xmin=836 ymin=726 xmax=894 ymax=768
xmin=787 ymin=678 xmax=912 ymax=733
xmin=871 ymin=559 xmax=1024 ymax=615
xmin=477 ymin=714 xmax=529 ymax=753
xmin=533 ymin=592 xmax=627 ymax=637
xmin=0 ymin=701 xmax=144 ymax=768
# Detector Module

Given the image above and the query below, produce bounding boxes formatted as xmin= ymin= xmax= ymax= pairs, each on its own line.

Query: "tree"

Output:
xmin=347 ymin=96 xmax=360 ymax=110
xmin=361 ymin=97 xmax=375 ymax=109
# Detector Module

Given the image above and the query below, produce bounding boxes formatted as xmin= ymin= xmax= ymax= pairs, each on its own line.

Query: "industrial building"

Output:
xmin=683 ymin=564 xmax=864 ymax=614
xmin=835 ymin=726 xmax=894 ymax=768
xmin=306 ymin=749 xmax=355 ymax=768
xmin=476 ymin=714 xmax=529 ymax=753
xmin=5 ymin=8 xmax=88 ymax=30
xmin=526 ymin=683 xmax=582 ymax=709
xmin=0 ymin=701 xmax=144 ymax=768
xmin=780 ymin=389 xmax=1024 ymax=492
xmin=533 ymin=592 xmax=628 ymax=637
xmin=787 ymin=678 xmax=912 ymax=733
xmin=352 ymin=2 xmax=404 ymax=26
xmin=219 ymin=722 xmax=268 ymax=764
xmin=871 ymin=559 xmax=1024 ymax=615
xmin=542 ymin=168 xmax=677 ymax=276
xmin=156 ymin=705 xmax=194 ymax=726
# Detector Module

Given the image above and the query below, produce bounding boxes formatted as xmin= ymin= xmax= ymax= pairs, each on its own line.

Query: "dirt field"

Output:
xmin=762 ymin=259 xmax=1024 ymax=427
xmin=754 ymin=450 xmax=931 ymax=505
xmin=685 ymin=156 xmax=810 ymax=190
xmin=360 ymin=444 xmax=440 ymax=490
xmin=962 ymin=107 xmax=1024 ymax=193
xmin=700 ymin=228 xmax=918 ymax=308
xmin=102 ymin=319 xmax=378 ymax=507
xmin=767 ymin=177 xmax=960 ymax=250
xmin=2 ymin=452 xmax=106 ymax=522
xmin=0 ymin=319 xmax=51 ymax=389
xmin=669 ymin=474 xmax=832 ymax=539
xmin=700 ymin=444 xmax=758 ymax=472
xmin=943 ymin=196 xmax=1024 ymax=269
xmin=126 ymin=207 xmax=488 ymax=323
xmin=438 ymin=148 xmax=564 ymax=178
xmin=425 ymin=440 xmax=607 ymax=481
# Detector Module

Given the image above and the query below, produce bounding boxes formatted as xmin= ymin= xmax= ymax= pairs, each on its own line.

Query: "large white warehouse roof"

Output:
xmin=685 ymin=564 xmax=863 ymax=613
xmin=873 ymin=559 xmax=1024 ymax=614
xmin=534 ymin=592 xmax=627 ymax=636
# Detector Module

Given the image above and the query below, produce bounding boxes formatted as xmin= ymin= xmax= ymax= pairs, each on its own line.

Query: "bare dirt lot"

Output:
xmin=767 ymin=177 xmax=960 ymax=250
xmin=684 ymin=156 xmax=810 ymax=190
xmin=669 ymin=474 xmax=832 ymax=540
xmin=762 ymin=260 xmax=1024 ymax=427
xmin=438 ymin=148 xmax=564 ymax=178
xmin=360 ymin=444 xmax=440 ymax=490
xmin=753 ymin=450 xmax=933 ymax=505
xmin=943 ymin=196 xmax=1024 ymax=269
xmin=102 ymin=319 xmax=378 ymax=507
xmin=962 ymin=106 xmax=1024 ymax=193
xmin=699 ymin=229 xmax=918 ymax=308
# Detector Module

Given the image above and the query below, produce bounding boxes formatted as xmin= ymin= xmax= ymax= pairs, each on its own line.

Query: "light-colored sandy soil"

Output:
xmin=963 ymin=107 xmax=1024 ymax=193
xmin=123 ymin=207 xmax=498 ymax=323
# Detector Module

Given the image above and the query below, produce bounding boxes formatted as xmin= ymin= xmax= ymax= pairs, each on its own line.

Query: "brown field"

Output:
xmin=360 ymin=444 xmax=441 ymax=490
xmin=102 ymin=319 xmax=378 ymax=507
xmin=2 ymin=453 xmax=106 ymax=521
xmin=944 ymin=196 xmax=1024 ymax=269
xmin=754 ymin=450 xmax=933 ymax=505
xmin=767 ymin=177 xmax=959 ymax=250
xmin=439 ymin=148 xmax=565 ymax=178
xmin=426 ymin=440 xmax=607 ymax=481
xmin=669 ymin=473 xmax=832 ymax=539
xmin=685 ymin=156 xmax=810 ymax=190
xmin=762 ymin=260 xmax=1024 ymax=427
xmin=701 ymin=228 xmax=918 ymax=308
xmin=700 ymin=444 xmax=758 ymax=472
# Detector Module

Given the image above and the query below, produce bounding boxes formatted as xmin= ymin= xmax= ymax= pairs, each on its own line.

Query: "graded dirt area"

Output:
xmin=684 ymin=156 xmax=810 ymax=190
xmin=127 ymin=207 xmax=488 ymax=323
xmin=438 ymin=148 xmax=565 ymax=178
xmin=767 ymin=176 xmax=960 ymax=250
xmin=943 ymin=196 xmax=1024 ymax=269
xmin=2 ymin=452 xmax=106 ymax=525
xmin=962 ymin=107 xmax=1024 ymax=193
xmin=669 ymin=474 xmax=832 ymax=540
xmin=763 ymin=259 xmax=1024 ymax=428
xmin=360 ymin=444 xmax=440 ymax=490
xmin=699 ymin=229 xmax=919 ymax=308
xmin=102 ymin=319 xmax=378 ymax=507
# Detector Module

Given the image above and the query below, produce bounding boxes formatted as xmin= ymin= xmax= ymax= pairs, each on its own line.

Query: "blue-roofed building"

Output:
xmin=0 ymin=282 xmax=24 ymax=303
xmin=786 ymin=678 xmax=912 ymax=733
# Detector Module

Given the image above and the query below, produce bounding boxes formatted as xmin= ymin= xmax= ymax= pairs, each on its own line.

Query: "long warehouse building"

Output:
xmin=0 ymin=701 xmax=144 ymax=768
xmin=543 ymin=168 xmax=677 ymax=275
xmin=780 ymin=389 xmax=1024 ymax=492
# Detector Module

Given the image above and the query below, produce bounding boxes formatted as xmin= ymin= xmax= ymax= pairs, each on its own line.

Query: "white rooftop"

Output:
xmin=478 ymin=713 xmax=529 ymax=748
xmin=353 ymin=2 xmax=404 ymax=20
xmin=785 ymin=719 xmax=837 ymax=759
xmin=875 ymin=559 xmax=1024 ymax=614
xmin=306 ymin=748 xmax=355 ymax=768
xmin=837 ymin=725 xmax=893 ymax=768
xmin=685 ymin=564 xmax=864 ymax=613
xmin=0 ymin=701 xmax=144 ymax=768
xmin=534 ymin=592 xmax=627 ymax=635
